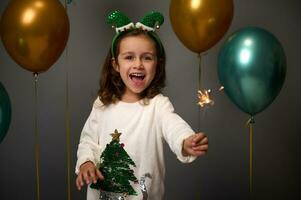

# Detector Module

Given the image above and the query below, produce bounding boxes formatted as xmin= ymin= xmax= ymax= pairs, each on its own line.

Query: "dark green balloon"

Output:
xmin=218 ymin=27 xmax=286 ymax=116
xmin=0 ymin=82 xmax=12 ymax=143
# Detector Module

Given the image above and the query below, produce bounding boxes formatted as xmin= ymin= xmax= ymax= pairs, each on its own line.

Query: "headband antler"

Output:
xmin=136 ymin=11 xmax=164 ymax=31
xmin=106 ymin=10 xmax=134 ymax=33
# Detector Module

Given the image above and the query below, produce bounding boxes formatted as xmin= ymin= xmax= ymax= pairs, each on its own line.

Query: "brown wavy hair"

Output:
xmin=98 ymin=29 xmax=166 ymax=106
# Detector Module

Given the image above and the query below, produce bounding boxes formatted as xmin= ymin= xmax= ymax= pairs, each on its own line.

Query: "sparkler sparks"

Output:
xmin=197 ymin=89 xmax=214 ymax=107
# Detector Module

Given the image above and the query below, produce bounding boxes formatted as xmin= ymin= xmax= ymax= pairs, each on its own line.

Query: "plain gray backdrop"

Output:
xmin=0 ymin=0 xmax=300 ymax=199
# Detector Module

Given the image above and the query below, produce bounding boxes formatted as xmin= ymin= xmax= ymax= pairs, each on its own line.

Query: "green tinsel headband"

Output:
xmin=106 ymin=10 xmax=164 ymax=58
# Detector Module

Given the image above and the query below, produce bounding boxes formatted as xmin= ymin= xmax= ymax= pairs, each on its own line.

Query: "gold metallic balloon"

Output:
xmin=1 ymin=0 xmax=69 ymax=73
xmin=170 ymin=0 xmax=234 ymax=53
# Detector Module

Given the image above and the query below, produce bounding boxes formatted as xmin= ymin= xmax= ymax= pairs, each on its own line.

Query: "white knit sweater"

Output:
xmin=75 ymin=94 xmax=196 ymax=200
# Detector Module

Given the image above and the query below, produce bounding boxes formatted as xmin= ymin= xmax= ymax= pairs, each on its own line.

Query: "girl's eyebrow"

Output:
xmin=119 ymin=52 xmax=134 ymax=55
xmin=119 ymin=51 xmax=155 ymax=56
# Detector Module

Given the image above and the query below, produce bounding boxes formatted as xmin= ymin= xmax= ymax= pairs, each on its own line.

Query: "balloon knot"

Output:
xmin=249 ymin=116 xmax=255 ymax=124
xmin=245 ymin=116 xmax=255 ymax=127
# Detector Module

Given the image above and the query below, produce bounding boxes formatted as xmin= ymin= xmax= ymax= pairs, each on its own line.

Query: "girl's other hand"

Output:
xmin=182 ymin=133 xmax=208 ymax=157
xmin=76 ymin=161 xmax=104 ymax=191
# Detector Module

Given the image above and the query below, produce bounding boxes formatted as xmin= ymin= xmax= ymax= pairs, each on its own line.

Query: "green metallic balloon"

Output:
xmin=0 ymin=82 xmax=12 ymax=143
xmin=218 ymin=27 xmax=286 ymax=116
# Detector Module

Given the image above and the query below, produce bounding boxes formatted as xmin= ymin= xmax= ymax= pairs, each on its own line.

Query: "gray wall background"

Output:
xmin=0 ymin=0 xmax=300 ymax=199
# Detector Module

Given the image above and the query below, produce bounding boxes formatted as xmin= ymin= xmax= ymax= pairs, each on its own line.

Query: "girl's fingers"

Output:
xmin=88 ymin=170 xmax=97 ymax=184
xmin=76 ymin=178 xmax=80 ymax=190
xmin=192 ymin=135 xmax=208 ymax=146
xmin=76 ymin=174 xmax=83 ymax=190
xmin=83 ymin=171 xmax=90 ymax=184
xmin=96 ymin=169 xmax=105 ymax=180
xmin=199 ymin=136 xmax=208 ymax=145
xmin=192 ymin=134 xmax=201 ymax=143
xmin=187 ymin=148 xmax=205 ymax=156
xmin=192 ymin=144 xmax=208 ymax=151
xmin=192 ymin=133 xmax=206 ymax=143
xmin=76 ymin=165 xmax=103 ymax=190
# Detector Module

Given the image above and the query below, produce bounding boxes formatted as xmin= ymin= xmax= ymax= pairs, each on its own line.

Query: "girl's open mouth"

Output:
xmin=129 ymin=73 xmax=145 ymax=80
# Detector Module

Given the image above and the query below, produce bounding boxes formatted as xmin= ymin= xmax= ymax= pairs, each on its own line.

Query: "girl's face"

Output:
xmin=113 ymin=34 xmax=157 ymax=102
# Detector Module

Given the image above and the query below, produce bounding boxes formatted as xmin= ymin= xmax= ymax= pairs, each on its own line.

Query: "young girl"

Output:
xmin=75 ymin=11 xmax=208 ymax=200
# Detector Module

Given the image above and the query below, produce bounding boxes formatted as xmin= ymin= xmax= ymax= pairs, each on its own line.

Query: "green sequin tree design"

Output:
xmin=91 ymin=129 xmax=138 ymax=196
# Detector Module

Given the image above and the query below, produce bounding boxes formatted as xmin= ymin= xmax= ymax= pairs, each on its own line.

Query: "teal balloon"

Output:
xmin=0 ymin=82 xmax=12 ymax=143
xmin=218 ymin=27 xmax=286 ymax=116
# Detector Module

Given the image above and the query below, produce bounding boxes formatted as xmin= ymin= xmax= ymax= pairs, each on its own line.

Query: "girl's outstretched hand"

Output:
xmin=76 ymin=161 xmax=104 ymax=191
xmin=182 ymin=133 xmax=208 ymax=157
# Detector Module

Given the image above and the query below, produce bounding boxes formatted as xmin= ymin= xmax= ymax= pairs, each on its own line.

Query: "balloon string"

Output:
xmin=64 ymin=1 xmax=72 ymax=200
xmin=33 ymin=73 xmax=40 ymax=200
xmin=197 ymin=53 xmax=202 ymax=131
xmin=249 ymin=122 xmax=253 ymax=193
xmin=65 ymin=70 xmax=71 ymax=200
xmin=246 ymin=116 xmax=255 ymax=194
xmin=65 ymin=53 xmax=72 ymax=200
xmin=197 ymin=53 xmax=202 ymax=90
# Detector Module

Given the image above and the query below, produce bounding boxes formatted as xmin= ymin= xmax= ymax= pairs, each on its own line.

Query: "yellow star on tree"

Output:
xmin=110 ymin=129 xmax=121 ymax=142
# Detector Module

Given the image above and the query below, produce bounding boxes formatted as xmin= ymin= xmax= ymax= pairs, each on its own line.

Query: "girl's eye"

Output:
xmin=142 ymin=55 xmax=155 ymax=61
xmin=125 ymin=56 xmax=134 ymax=60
